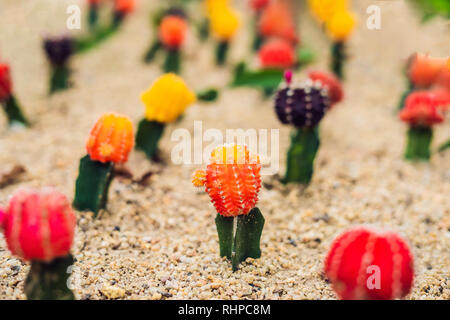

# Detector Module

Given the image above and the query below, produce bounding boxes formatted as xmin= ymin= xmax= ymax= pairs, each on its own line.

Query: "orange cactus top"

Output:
xmin=399 ymin=91 xmax=445 ymax=127
xmin=192 ymin=144 xmax=261 ymax=217
xmin=159 ymin=15 xmax=188 ymax=49
xmin=408 ymin=53 xmax=449 ymax=88
xmin=114 ymin=0 xmax=135 ymax=15
xmin=258 ymin=1 xmax=298 ymax=44
xmin=86 ymin=113 xmax=134 ymax=164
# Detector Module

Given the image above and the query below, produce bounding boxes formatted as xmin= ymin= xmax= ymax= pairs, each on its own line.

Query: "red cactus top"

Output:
xmin=399 ymin=91 xmax=445 ymax=127
xmin=308 ymin=70 xmax=344 ymax=106
xmin=159 ymin=15 xmax=188 ymax=49
xmin=258 ymin=39 xmax=296 ymax=70
xmin=0 ymin=63 xmax=12 ymax=101
xmin=1 ymin=188 xmax=76 ymax=262
xmin=258 ymin=1 xmax=298 ymax=44
xmin=192 ymin=144 xmax=262 ymax=217
xmin=249 ymin=0 xmax=270 ymax=11
xmin=408 ymin=53 xmax=449 ymax=88
xmin=325 ymin=227 xmax=414 ymax=300
xmin=88 ymin=0 xmax=103 ymax=5
xmin=114 ymin=0 xmax=135 ymax=15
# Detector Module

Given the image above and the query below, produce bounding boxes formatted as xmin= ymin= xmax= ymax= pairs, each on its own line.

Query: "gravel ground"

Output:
xmin=0 ymin=0 xmax=448 ymax=300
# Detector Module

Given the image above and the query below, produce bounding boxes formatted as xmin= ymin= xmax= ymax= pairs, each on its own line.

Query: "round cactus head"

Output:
xmin=192 ymin=144 xmax=261 ymax=217
xmin=258 ymin=39 xmax=296 ymax=70
xmin=141 ymin=73 xmax=196 ymax=123
xmin=274 ymin=78 xmax=330 ymax=128
xmin=325 ymin=9 xmax=356 ymax=42
xmin=408 ymin=53 xmax=449 ymax=89
xmin=114 ymin=0 xmax=135 ymax=15
xmin=258 ymin=1 xmax=298 ymax=44
xmin=86 ymin=112 xmax=134 ymax=164
xmin=308 ymin=0 xmax=348 ymax=23
xmin=0 ymin=63 xmax=12 ymax=101
xmin=159 ymin=15 xmax=188 ymax=50
xmin=399 ymin=91 xmax=445 ymax=127
xmin=1 ymin=188 xmax=76 ymax=262
xmin=249 ymin=0 xmax=270 ymax=11
xmin=325 ymin=227 xmax=414 ymax=300
xmin=308 ymin=70 xmax=344 ymax=106
xmin=209 ymin=6 xmax=240 ymax=41
xmin=43 ymin=35 xmax=74 ymax=66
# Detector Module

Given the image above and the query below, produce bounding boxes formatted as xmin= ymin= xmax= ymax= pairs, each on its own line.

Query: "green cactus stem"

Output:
xmin=252 ymin=32 xmax=263 ymax=52
xmin=404 ymin=126 xmax=433 ymax=161
xmin=397 ymin=81 xmax=415 ymax=111
xmin=135 ymin=119 xmax=165 ymax=160
xmin=438 ymin=139 xmax=450 ymax=152
xmin=73 ymin=155 xmax=114 ymax=217
xmin=331 ymin=41 xmax=346 ymax=80
xmin=215 ymin=207 xmax=265 ymax=272
xmin=88 ymin=4 xmax=99 ymax=30
xmin=1 ymin=95 xmax=29 ymax=127
xmin=74 ymin=21 xmax=120 ymax=54
xmin=144 ymin=40 xmax=162 ymax=63
xmin=284 ymin=127 xmax=320 ymax=184
xmin=24 ymin=254 xmax=75 ymax=300
xmin=198 ymin=18 xmax=210 ymax=41
xmin=49 ymin=64 xmax=72 ymax=94
xmin=196 ymin=88 xmax=219 ymax=102
xmin=216 ymin=41 xmax=229 ymax=66
xmin=164 ymin=49 xmax=181 ymax=74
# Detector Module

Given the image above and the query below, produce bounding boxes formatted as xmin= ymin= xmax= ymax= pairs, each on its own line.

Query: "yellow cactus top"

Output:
xmin=141 ymin=73 xmax=196 ymax=123
xmin=308 ymin=0 xmax=348 ymax=23
xmin=205 ymin=0 xmax=229 ymax=15
xmin=209 ymin=144 xmax=260 ymax=165
xmin=209 ymin=5 xmax=240 ymax=41
xmin=326 ymin=10 xmax=356 ymax=42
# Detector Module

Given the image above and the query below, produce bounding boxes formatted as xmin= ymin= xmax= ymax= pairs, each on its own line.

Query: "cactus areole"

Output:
xmin=1 ymin=188 xmax=76 ymax=300
xmin=73 ymin=113 xmax=134 ymax=216
xmin=192 ymin=144 xmax=265 ymax=271
xmin=325 ymin=227 xmax=414 ymax=300
xmin=275 ymin=71 xmax=330 ymax=184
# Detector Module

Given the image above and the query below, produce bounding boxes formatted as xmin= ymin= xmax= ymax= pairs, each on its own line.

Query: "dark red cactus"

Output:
xmin=275 ymin=77 xmax=330 ymax=128
xmin=325 ymin=227 xmax=414 ymax=300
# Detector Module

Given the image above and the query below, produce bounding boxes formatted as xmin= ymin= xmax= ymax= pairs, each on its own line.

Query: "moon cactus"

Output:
xmin=73 ymin=112 xmax=134 ymax=216
xmin=399 ymin=91 xmax=445 ymax=161
xmin=0 ymin=188 xmax=76 ymax=300
xmin=136 ymin=73 xmax=195 ymax=160
xmin=325 ymin=227 xmax=414 ymax=300
xmin=0 ymin=63 xmax=29 ymax=127
xmin=192 ymin=144 xmax=264 ymax=271
xmin=274 ymin=71 xmax=330 ymax=184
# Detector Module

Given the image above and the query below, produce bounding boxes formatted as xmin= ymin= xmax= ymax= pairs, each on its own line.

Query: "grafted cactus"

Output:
xmin=274 ymin=71 xmax=330 ymax=184
xmin=0 ymin=188 xmax=76 ymax=300
xmin=325 ymin=227 xmax=414 ymax=300
xmin=74 ymin=112 xmax=134 ymax=216
xmin=192 ymin=144 xmax=264 ymax=271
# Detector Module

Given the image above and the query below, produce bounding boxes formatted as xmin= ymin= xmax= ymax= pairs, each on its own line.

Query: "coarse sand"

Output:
xmin=0 ymin=0 xmax=448 ymax=299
